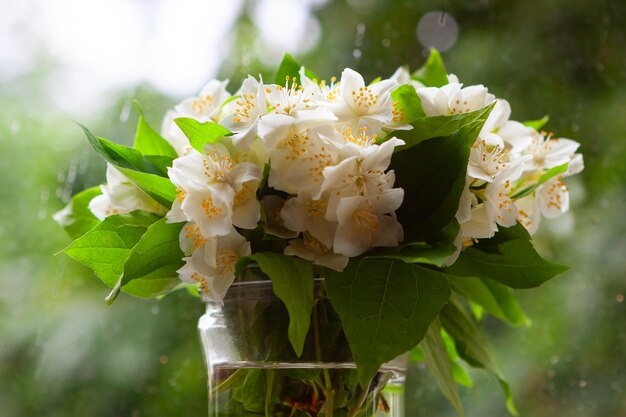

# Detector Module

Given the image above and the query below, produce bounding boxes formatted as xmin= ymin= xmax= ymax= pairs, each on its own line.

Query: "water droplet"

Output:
xmin=616 ymin=294 xmax=624 ymax=303
xmin=353 ymin=49 xmax=362 ymax=59
xmin=382 ymin=38 xmax=391 ymax=48
xmin=416 ymin=11 xmax=459 ymax=52
xmin=579 ymin=380 xmax=588 ymax=387
xmin=151 ymin=305 xmax=160 ymax=315
xmin=159 ymin=355 xmax=169 ymax=365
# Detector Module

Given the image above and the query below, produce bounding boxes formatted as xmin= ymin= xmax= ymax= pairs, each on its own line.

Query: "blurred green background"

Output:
xmin=1 ymin=0 xmax=624 ymax=416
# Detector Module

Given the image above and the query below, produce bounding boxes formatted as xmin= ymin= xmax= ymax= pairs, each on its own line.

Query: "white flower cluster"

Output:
xmin=89 ymin=66 xmax=583 ymax=302
xmin=160 ymin=68 xmax=408 ymax=302
xmin=412 ymin=74 xmax=583 ymax=262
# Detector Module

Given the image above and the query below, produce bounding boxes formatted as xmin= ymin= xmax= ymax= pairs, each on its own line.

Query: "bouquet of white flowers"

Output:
xmin=56 ymin=50 xmax=583 ymax=416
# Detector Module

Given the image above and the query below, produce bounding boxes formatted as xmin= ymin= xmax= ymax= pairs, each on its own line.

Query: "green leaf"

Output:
xmin=133 ymin=106 xmax=177 ymax=159
xmin=325 ymin=259 xmax=451 ymax=387
xmin=173 ymin=117 xmax=232 ymax=153
xmin=366 ymin=242 xmax=456 ymax=268
xmin=511 ymin=162 xmax=569 ymax=199
xmin=523 ymin=115 xmax=549 ymax=130
xmin=273 ymin=53 xmax=318 ymax=85
xmin=116 ymin=167 xmax=177 ymax=208
xmin=63 ymin=211 xmax=159 ymax=289
xmin=420 ymin=320 xmax=464 ymax=415
xmin=446 ymin=223 xmax=568 ymax=289
xmin=78 ymin=124 xmax=176 ymax=207
xmin=54 ymin=186 xmax=102 ymax=239
xmin=440 ymin=299 xmax=518 ymax=415
xmin=412 ymin=48 xmax=448 ymax=87
xmin=442 ymin=329 xmax=473 ymax=388
xmin=392 ymin=117 xmax=489 ymax=242
xmin=111 ymin=218 xmax=185 ymax=300
xmin=394 ymin=102 xmax=496 ymax=150
xmin=449 ymin=278 xmax=530 ymax=326
xmin=390 ymin=84 xmax=425 ymax=125
xmin=237 ymin=252 xmax=314 ymax=357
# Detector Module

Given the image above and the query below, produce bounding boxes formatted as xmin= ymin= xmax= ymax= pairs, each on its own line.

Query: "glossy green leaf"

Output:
xmin=394 ymin=102 xmax=496 ymax=150
xmin=390 ymin=84 xmax=425 ymax=125
xmin=450 ymin=277 xmax=530 ymax=326
xmin=420 ymin=320 xmax=464 ymax=415
xmin=440 ymin=299 xmax=518 ymax=415
xmin=412 ymin=48 xmax=448 ymax=87
xmin=107 ymin=218 xmax=185 ymax=302
xmin=78 ymin=124 xmax=175 ymax=207
xmin=366 ymin=242 xmax=456 ymax=268
xmin=273 ymin=52 xmax=318 ymax=85
xmin=325 ymin=259 xmax=451 ymax=387
xmin=522 ymin=115 xmax=549 ymax=130
xmin=133 ymin=108 xmax=177 ymax=159
xmin=63 ymin=211 xmax=159 ymax=290
xmin=54 ymin=186 xmax=102 ymax=239
xmin=237 ymin=252 xmax=314 ymax=357
xmin=446 ymin=223 xmax=568 ymax=289
xmin=173 ymin=117 xmax=232 ymax=153
xmin=116 ymin=167 xmax=176 ymax=208
xmin=393 ymin=117 xmax=489 ymax=242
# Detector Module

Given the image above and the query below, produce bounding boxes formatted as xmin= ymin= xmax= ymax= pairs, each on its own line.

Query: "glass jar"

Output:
xmin=198 ymin=275 xmax=407 ymax=417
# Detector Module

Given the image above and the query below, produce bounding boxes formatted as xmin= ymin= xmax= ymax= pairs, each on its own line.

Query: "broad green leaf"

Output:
xmin=420 ymin=320 xmax=464 ymax=415
xmin=367 ymin=242 xmax=456 ymax=268
xmin=237 ymin=252 xmax=314 ymax=357
xmin=412 ymin=48 xmax=448 ymax=87
xmin=78 ymin=124 xmax=176 ymax=207
xmin=133 ymin=108 xmax=177 ymax=159
xmin=442 ymin=329 xmax=473 ymax=388
xmin=143 ymin=154 xmax=174 ymax=175
xmin=390 ymin=84 xmax=425 ymax=125
xmin=107 ymin=218 xmax=185 ymax=301
xmin=273 ymin=53 xmax=318 ymax=85
xmin=394 ymin=102 xmax=496 ymax=150
xmin=116 ymin=167 xmax=177 ymax=208
xmin=63 ymin=211 xmax=159 ymax=290
xmin=446 ymin=223 xmax=568 ymax=289
xmin=449 ymin=277 xmax=530 ymax=326
xmin=173 ymin=117 xmax=231 ymax=153
xmin=325 ymin=259 xmax=451 ymax=387
xmin=54 ymin=186 xmax=102 ymax=239
xmin=392 ymin=118 xmax=489 ymax=242
xmin=440 ymin=299 xmax=518 ymax=415
xmin=511 ymin=162 xmax=569 ymax=199
xmin=523 ymin=115 xmax=549 ymax=130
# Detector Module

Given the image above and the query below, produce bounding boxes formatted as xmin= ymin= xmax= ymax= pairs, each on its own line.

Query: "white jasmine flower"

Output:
xmin=417 ymin=78 xmax=495 ymax=117
xmin=516 ymin=176 xmax=570 ymax=234
xmin=281 ymin=194 xmax=337 ymax=248
xmin=167 ymin=142 xmax=262 ymax=235
xmin=160 ymin=79 xmax=232 ymax=156
xmin=298 ymin=67 xmax=342 ymax=103
xmin=263 ymin=127 xmax=339 ymax=196
xmin=220 ymin=76 xmax=268 ymax=149
xmin=524 ymin=133 xmax=580 ymax=172
xmin=333 ymin=196 xmax=403 ymax=257
xmin=285 ymin=232 xmax=348 ymax=272
xmin=259 ymin=76 xmax=337 ymax=136
xmin=89 ymin=164 xmax=166 ymax=220
xmin=329 ymin=68 xmax=399 ymax=133
xmin=176 ymin=79 xmax=231 ymax=122
xmin=320 ymin=137 xmax=404 ymax=221
xmin=479 ymin=99 xmax=534 ymax=152
xmin=467 ymin=139 xmax=508 ymax=182
xmin=179 ymin=222 xmax=208 ymax=256
xmin=178 ymin=229 xmax=251 ymax=303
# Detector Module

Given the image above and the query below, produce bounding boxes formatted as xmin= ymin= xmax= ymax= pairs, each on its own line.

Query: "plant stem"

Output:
xmin=313 ymin=302 xmax=334 ymax=417
xmin=346 ymin=386 xmax=369 ymax=417
xmin=265 ymin=369 xmax=275 ymax=417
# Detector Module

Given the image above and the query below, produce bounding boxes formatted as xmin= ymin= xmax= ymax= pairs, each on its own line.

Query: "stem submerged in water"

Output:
xmin=313 ymin=302 xmax=334 ymax=417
